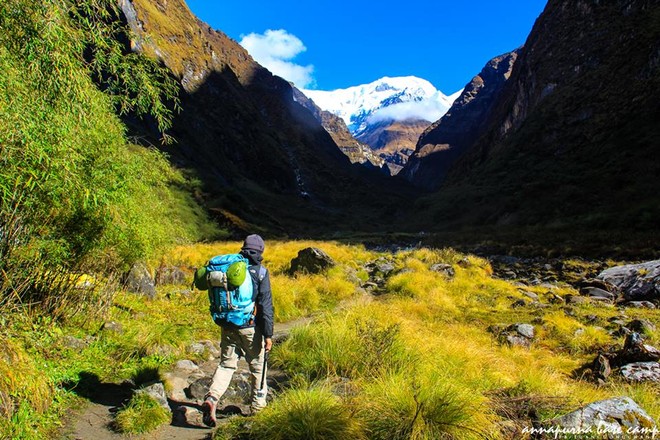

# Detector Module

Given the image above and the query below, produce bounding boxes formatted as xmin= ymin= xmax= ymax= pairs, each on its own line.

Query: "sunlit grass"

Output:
xmin=3 ymin=242 xmax=659 ymax=439
xmin=112 ymin=393 xmax=170 ymax=434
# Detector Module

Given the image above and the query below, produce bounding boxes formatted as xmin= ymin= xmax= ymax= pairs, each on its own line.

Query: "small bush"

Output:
xmin=274 ymin=311 xmax=412 ymax=380
xmin=357 ymin=373 xmax=487 ymax=440
xmin=248 ymin=387 xmax=364 ymax=440
xmin=113 ymin=393 xmax=170 ymax=434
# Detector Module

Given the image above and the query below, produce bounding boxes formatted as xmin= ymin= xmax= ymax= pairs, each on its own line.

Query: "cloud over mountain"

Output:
xmin=239 ymin=29 xmax=315 ymax=88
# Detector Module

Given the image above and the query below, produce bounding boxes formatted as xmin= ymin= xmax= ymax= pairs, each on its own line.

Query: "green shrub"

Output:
xmin=0 ymin=0 xmax=218 ymax=317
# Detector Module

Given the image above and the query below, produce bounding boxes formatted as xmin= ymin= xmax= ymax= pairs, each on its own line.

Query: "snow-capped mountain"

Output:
xmin=303 ymin=76 xmax=462 ymax=137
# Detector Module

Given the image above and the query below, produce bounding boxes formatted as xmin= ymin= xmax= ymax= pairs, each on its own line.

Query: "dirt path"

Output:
xmin=59 ymin=315 xmax=313 ymax=440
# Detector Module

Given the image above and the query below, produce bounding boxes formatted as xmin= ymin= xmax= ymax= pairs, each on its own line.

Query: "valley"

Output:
xmin=0 ymin=0 xmax=658 ymax=438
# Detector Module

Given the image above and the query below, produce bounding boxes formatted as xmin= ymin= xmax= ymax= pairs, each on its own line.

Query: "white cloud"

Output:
xmin=239 ymin=29 xmax=315 ymax=88
xmin=368 ymin=99 xmax=453 ymax=124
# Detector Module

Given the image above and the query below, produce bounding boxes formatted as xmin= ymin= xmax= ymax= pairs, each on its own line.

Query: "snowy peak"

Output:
xmin=303 ymin=76 xmax=461 ymax=136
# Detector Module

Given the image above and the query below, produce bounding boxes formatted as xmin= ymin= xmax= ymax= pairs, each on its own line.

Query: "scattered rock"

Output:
xmin=627 ymin=319 xmax=656 ymax=334
xmin=626 ymin=301 xmax=656 ymax=309
xmin=510 ymin=299 xmax=528 ymax=308
xmin=102 ymin=321 xmax=123 ymax=333
xmin=580 ymin=287 xmax=616 ymax=301
xmin=620 ymin=362 xmax=660 ymax=383
xmin=496 ymin=323 xmax=535 ymax=348
xmin=366 ymin=258 xmax=396 ymax=277
xmin=593 ymin=354 xmax=612 ymax=381
xmin=155 ymin=265 xmax=188 ymax=286
xmin=565 ymin=294 xmax=587 ymax=305
xmin=174 ymin=360 xmax=199 ymax=372
xmin=136 ymin=382 xmax=170 ymax=411
xmin=187 ymin=376 xmax=212 ymax=401
xmin=63 ymin=335 xmax=91 ymax=350
xmin=579 ymin=278 xmax=619 ymax=294
xmin=597 ymin=260 xmax=660 ymax=302
xmin=545 ymin=397 xmax=655 ymax=434
xmin=429 ymin=263 xmax=455 ymax=278
xmin=124 ymin=262 xmax=156 ymax=298
xmin=589 ymin=333 xmax=660 ymax=382
xmin=289 ymin=247 xmax=335 ymax=275
xmin=510 ymin=323 xmax=535 ymax=339
xmin=189 ymin=340 xmax=221 ymax=359
xmin=519 ymin=290 xmax=539 ymax=301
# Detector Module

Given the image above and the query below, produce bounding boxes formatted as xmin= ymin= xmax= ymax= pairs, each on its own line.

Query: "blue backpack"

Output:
xmin=206 ymin=254 xmax=255 ymax=327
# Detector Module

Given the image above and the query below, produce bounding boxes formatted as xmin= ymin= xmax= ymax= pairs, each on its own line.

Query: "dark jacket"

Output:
xmin=248 ymin=263 xmax=274 ymax=338
xmin=242 ymin=249 xmax=274 ymax=338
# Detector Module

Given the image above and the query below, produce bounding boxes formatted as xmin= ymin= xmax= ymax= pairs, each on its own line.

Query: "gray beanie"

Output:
xmin=242 ymin=234 xmax=265 ymax=253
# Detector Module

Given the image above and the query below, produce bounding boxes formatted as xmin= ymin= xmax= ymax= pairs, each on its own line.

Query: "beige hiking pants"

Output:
xmin=207 ymin=326 xmax=268 ymax=412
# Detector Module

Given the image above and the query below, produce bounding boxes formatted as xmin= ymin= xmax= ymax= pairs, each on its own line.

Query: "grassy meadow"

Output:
xmin=4 ymin=240 xmax=657 ymax=438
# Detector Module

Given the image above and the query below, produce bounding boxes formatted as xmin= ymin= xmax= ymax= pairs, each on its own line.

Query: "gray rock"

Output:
xmin=187 ymin=371 xmax=252 ymax=404
xmin=430 ymin=263 xmax=455 ymax=278
xmin=289 ymin=247 xmax=335 ymax=275
xmin=189 ymin=340 xmax=221 ymax=359
xmin=187 ymin=376 xmax=212 ymax=401
xmin=136 ymin=382 xmax=170 ymax=412
xmin=626 ymin=301 xmax=656 ymax=309
xmin=546 ymin=397 xmax=655 ymax=434
xmin=620 ymin=362 xmax=660 ymax=383
xmin=506 ymin=335 xmax=531 ymax=348
xmin=581 ymin=287 xmax=616 ymax=301
xmin=124 ymin=262 xmax=156 ymax=298
xmin=520 ymin=290 xmax=539 ymax=301
xmin=509 ymin=323 xmax=535 ymax=339
xmin=597 ymin=260 xmax=660 ymax=302
xmin=63 ymin=335 xmax=90 ymax=350
xmin=174 ymin=360 xmax=199 ymax=372
xmin=510 ymin=299 xmax=528 ymax=308
xmin=102 ymin=321 xmax=123 ymax=333
xmin=155 ymin=265 xmax=188 ymax=286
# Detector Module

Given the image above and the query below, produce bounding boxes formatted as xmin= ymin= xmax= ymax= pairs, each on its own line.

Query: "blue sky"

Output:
xmin=186 ymin=0 xmax=547 ymax=93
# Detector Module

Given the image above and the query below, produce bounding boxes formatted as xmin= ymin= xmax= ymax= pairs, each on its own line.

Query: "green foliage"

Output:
xmin=112 ymin=392 xmax=170 ymax=434
xmin=0 ymin=0 xmax=218 ymax=315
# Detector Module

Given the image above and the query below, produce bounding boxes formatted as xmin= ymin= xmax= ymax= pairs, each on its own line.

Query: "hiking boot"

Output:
xmin=202 ymin=396 xmax=218 ymax=427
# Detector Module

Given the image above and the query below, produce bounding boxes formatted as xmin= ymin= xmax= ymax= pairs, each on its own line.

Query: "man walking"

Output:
xmin=202 ymin=234 xmax=274 ymax=426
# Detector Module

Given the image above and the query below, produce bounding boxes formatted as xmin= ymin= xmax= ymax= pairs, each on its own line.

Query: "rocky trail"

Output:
xmin=60 ymin=314 xmax=312 ymax=440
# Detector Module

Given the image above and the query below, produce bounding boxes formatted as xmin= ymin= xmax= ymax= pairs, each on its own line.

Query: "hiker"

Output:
xmin=202 ymin=234 xmax=274 ymax=426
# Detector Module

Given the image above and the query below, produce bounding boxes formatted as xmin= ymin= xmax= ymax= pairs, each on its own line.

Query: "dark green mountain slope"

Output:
xmin=120 ymin=0 xmax=412 ymax=235
xmin=412 ymin=0 xmax=660 ymax=239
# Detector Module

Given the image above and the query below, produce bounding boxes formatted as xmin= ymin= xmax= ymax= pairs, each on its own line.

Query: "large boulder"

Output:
xmin=597 ymin=260 xmax=660 ymax=302
xmin=124 ymin=262 xmax=156 ymax=298
xmin=545 ymin=397 xmax=655 ymax=436
xmin=288 ymin=247 xmax=335 ymax=275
